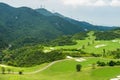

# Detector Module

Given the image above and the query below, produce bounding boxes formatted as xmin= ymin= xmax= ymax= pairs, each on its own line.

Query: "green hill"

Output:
xmin=0 ymin=3 xmax=83 ymax=47
xmin=0 ymin=3 xmax=117 ymax=48
xmin=1 ymin=57 xmax=120 ymax=80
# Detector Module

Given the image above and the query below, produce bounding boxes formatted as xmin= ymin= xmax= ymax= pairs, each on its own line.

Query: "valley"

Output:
xmin=0 ymin=30 xmax=120 ymax=80
xmin=0 ymin=3 xmax=120 ymax=80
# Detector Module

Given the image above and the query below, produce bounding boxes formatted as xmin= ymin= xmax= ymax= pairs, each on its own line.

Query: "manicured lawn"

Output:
xmin=0 ymin=63 xmax=49 ymax=72
xmin=45 ymin=39 xmax=120 ymax=54
xmin=1 ymin=57 xmax=120 ymax=80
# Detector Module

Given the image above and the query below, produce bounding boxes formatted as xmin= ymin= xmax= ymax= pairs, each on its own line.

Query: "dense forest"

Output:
xmin=49 ymin=32 xmax=88 ymax=46
xmin=94 ymin=28 xmax=120 ymax=40
xmin=1 ymin=46 xmax=65 ymax=67
xmin=0 ymin=32 xmax=88 ymax=67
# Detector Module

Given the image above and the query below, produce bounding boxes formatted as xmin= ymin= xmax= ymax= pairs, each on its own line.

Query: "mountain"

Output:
xmin=0 ymin=3 xmax=116 ymax=48
xmin=0 ymin=3 xmax=84 ymax=46
xmin=36 ymin=9 xmax=116 ymax=31
xmin=36 ymin=8 xmax=54 ymax=16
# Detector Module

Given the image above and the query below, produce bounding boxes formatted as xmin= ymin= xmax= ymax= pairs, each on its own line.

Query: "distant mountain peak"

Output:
xmin=0 ymin=2 xmax=14 ymax=8
xmin=35 ymin=8 xmax=54 ymax=16
xmin=0 ymin=2 xmax=9 ymax=6
xmin=54 ymin=12 xmax=65 ymax=18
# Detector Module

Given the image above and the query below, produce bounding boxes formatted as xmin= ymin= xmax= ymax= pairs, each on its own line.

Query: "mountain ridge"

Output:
xmin=0 ymin=3 xmax=117 ymax=48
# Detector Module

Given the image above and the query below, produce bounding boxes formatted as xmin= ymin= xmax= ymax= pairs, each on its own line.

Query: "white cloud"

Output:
xmin=94 ymin=0 xmax=108 ymax=6
xmin=1 ymin=0 xmax=120 ymax=8
xmin=110 ymin=0 xmax=120 ymax=7
xmin=63 ymin=0 xmax=91 ymax=6
xmin=62 ymin=0 xmax=120 ymax=7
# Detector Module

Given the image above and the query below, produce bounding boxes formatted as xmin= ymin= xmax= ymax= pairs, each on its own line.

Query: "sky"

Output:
xmin=0 ymin=0 xmax=120 ymax=26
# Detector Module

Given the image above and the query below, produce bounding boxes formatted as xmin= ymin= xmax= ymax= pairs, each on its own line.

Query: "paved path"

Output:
xmin=0 ymin=57 xmax=86 ymax=75
xmin=24 ymin=59 xmax=68 ymax=74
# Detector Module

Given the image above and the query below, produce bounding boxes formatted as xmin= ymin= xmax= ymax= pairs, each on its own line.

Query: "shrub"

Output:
xmin=108 ymin=61 xmax=116 ymax=66
xmin=1 ymin=67 xmax=5 ymax=74
xmin=116 ymin=61 xmax=120 ymax=65
xmin=97 ymin=61 xmax=106 ymax=66
xmin=76 ymin=64 xmax=82 ymax=72
xmin=19 ymin=71 xmax=23 ymax=75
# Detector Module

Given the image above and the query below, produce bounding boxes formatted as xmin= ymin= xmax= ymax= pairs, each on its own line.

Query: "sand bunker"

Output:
xmin=95 ymin=44 xmax=106 ymax=48
xmin=66 ymin=56 xmax=86 ymax=62
xmin=112 ymin=40 xmax=119 ymax=42
xmin=75 ymin=58 xmax=86 ymax=62
xmin=66 ymin=56 xmax=73 ymax=59
xmin=0 ymin=64 xmax=8 ymax=67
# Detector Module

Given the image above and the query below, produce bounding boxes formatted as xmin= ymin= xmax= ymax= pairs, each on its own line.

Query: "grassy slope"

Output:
xmin=1 ymin=57 xmax=120 ymax=80
xmin=0 ymin=31 xmax=120 ymax=80
xmin=0 ymin=63 xmax=49 ymax=72
xmin=45 ymin=31 xmax=120 ymax=54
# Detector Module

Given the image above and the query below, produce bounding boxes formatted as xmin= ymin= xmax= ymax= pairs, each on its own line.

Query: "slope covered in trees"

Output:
xmin=0 ymin=3 xmax=116 ymax=48
xmin=2 ymin=46 xmax=65 ymax=67
xmin=94 ymin=28 xmax=120 ymax=40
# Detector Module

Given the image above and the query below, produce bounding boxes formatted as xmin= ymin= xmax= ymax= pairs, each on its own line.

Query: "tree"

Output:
xmin=108 ymin=61 xmax=116 ymax=66
xmin=19 ymin=71 xmax=23 ymax=75
xmin=76 ymin=64 xmax=82 ymax=72
xmin=103 ymin=49 xmax=106 ymax=54
xmin=92 ymin=63 xmax=96 ymax=69
xmin=82 ymin=45 xmax=85 ymax=49
xmin=97 ymin=61 xmax=106 ymax=66
xmin=116 ymin=61 xmax=120 ymax=66
xmin=92 ymin=40 xmax=95 ymax=44
xmin=87 ymin=42 xmax=90 ymax=46
xmin=7 ymin=68 xmax=11 ymax=74
xmin=1 ymin=67 xmax=5 ymax=74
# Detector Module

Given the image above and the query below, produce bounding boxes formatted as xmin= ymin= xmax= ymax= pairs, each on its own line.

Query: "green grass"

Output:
xmin=45 ymin=39 xmax=120 ymax=54
xmin=0 ymin=63 xmax=49 ymax=72
xmin=0 ymin=31 xmax=120 ymax=80
xmin=1 ymin=57 xmax=120 ymax=80
xmin=82 ymin=40 xmax=120 ymax=54
xmin=44 ymin=31 xmax=120 ymax=54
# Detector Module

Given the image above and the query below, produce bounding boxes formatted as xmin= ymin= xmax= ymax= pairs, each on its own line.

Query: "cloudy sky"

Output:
xmin=0 ymin=0 xmax=120 ymax=26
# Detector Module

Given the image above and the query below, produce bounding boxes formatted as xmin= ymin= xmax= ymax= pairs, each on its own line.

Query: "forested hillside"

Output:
xmin=0 ymin=3 xmax=116 ymax=48
xmin=94 ymin=28 xmax=120 ymax=40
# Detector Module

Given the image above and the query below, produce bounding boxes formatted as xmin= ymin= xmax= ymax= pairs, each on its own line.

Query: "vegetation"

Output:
xmin=0 ymin=3 xmax=115 ymax=49
xmin=97 ymin=60 xmax=120 ymax=67
xmin=94 ymin=29 xmax=120 ymax=40
xmin=109 ymin=49 xmax=120 ymax=59
xmin=1 ymin=57 xmax=120 ymax=80
xmin=19 ymin=71 xmax=23 ymax=75
xmin=0 ymin=38 xmax=8 ymax=50
xmin=0 ymin=3 xmax=120 ymax=80
xmin=49 ymin=35 xmax=77 ymax=46
xmin=2 ymin=46 xmax=65 ymax=67
xmin=76 ymin=64 xmax=82 ymax=72
xmin=1 ymin=67 xmax=5 ymax=74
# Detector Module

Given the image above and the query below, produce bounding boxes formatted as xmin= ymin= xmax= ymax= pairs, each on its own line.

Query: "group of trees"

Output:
xmin=109 ymin=49 xmax=120 ymax=59
xmin=100 ymin=48 xmax=120 ymax=59
xmin=0 ymin=67 xmax=23 ymax=75
xmin=2 ymin=46 xmax=65 ymax=67
xmin=94 ymin=30 xmax=120 ymax=40
xmin=49 ymin=35 xmax=77 ymax=46
xmin=97 ymin=60 xmax=120 ymax=67
xmin=0 ymin=38 xmax=8 ymax=50
xmin=48 ymin=32 xmax=88 ymax=47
